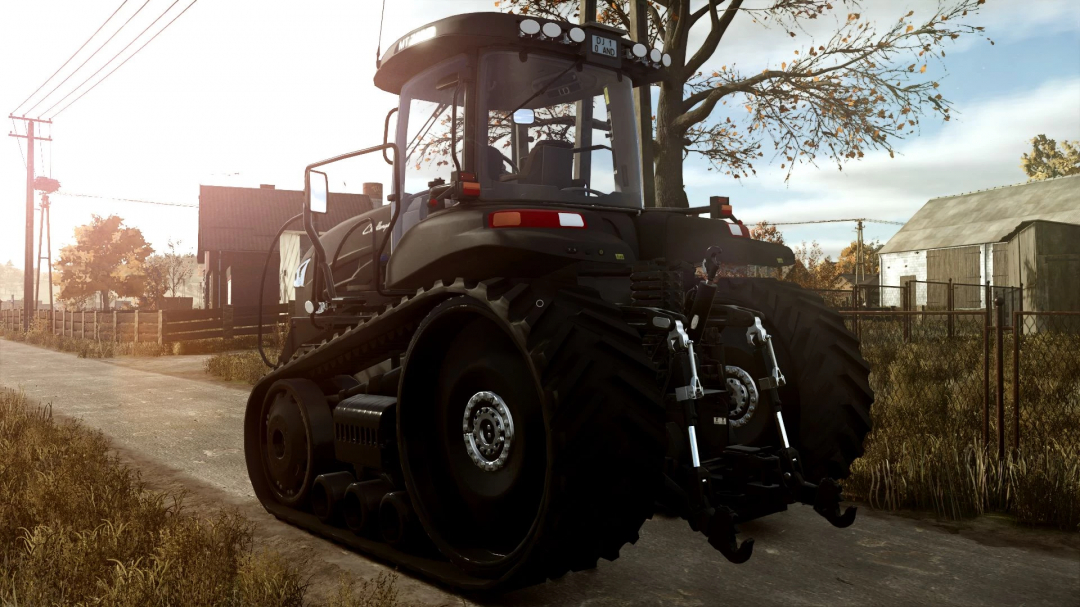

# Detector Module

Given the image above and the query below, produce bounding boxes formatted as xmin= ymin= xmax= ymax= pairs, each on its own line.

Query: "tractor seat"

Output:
xmin=520 ymin=140 xmax=574 ymax=190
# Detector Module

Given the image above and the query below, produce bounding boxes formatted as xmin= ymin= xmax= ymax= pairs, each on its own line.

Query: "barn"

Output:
xmin=879 ymin=175 xmax=1080 ymax=312
xmin=198 ymin=185 xmax=373 ymax=310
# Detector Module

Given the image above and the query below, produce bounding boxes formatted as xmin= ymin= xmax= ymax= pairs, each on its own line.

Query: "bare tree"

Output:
xmin=503 ymin=0 xmax=992 ymax=207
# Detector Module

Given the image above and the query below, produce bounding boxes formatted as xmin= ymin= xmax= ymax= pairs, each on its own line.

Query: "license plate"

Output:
xmin=591 ymin=35 xmax=618 ymax=59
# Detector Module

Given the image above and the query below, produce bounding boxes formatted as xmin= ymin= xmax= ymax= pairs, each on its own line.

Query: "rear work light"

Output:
xmin=488 ymin=210 xmax=587 ymax=229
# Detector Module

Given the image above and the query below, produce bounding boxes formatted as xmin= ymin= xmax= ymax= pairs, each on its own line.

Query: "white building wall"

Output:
xmin=880 ymin=250 xmax=927 ymax=306
xmin=882 ymin=243 xmax=1002 ymax=308
xmin=279 ymin=231 xmax=305 ymax=304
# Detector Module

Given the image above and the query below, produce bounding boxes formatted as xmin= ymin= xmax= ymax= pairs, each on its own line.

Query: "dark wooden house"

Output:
xmin=198 ymin=185 xmax=372 ymax=310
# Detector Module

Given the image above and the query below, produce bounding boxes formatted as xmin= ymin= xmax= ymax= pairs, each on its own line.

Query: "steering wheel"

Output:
xmin=495 ymin=149 xmax=518 ymax=173
xmin=561 ymin=186 xmax=605 ymax=197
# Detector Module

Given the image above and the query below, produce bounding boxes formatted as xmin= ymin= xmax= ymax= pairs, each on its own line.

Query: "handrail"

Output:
xmin=303 ymin=142 xmax=404 ymax=305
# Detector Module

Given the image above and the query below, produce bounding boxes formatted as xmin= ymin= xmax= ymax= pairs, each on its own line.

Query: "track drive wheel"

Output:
xmin=398 ymin=287 xmax=665 ymax=586
xmin=713 ymin=277 xmax=873 ymax=481
xmin=257 ymin=378 xmax=336 ymax=507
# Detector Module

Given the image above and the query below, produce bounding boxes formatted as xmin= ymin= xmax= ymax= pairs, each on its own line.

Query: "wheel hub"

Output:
xmin=724 ymin=365 xmax=759 ymax=428
xmin=462 ymin=391 xmax=515 ymax=472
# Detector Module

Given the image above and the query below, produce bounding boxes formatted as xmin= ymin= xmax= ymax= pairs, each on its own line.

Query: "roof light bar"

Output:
xmin=569 ymin=27 xmax=586 ymax=43
xmin=541 ymin=22 xmax=562 ymax=38
xmin=519 ymin=19 xmax=541 ymax=36
xmin=649 ymin=48 xmax=662 ymax=63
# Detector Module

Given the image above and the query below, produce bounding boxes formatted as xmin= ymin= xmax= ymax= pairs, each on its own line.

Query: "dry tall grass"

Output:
xmin=845 ymin=330 xmax=1080 ymax=530
xmin=0 ymin=388 xmax=401 ymax=606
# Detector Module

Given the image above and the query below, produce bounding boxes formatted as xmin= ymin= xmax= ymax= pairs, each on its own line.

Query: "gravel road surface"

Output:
xmin=2 ymin=340 xmax=1077 ymax=606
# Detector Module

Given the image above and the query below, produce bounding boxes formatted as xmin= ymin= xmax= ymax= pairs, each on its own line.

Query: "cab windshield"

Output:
xmin=478 ymin=51 xmax=642 ymax=208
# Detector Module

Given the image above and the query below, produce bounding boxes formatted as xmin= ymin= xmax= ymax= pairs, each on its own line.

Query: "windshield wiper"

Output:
xmin=503 ymin=60 xmax=581 ymax=123
xmin=404 ymin=101 xmax=448 ymax=161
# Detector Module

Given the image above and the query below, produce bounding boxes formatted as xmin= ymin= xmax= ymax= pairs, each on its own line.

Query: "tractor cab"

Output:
xmin=376 ymin=13 xmax=668 ymax=242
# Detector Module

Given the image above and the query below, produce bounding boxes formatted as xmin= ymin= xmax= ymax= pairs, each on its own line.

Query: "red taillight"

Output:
xmin=488 ymin=210 xmax=587 ymax=229
xmin=461 ymin=181 xmax=481 ymax=197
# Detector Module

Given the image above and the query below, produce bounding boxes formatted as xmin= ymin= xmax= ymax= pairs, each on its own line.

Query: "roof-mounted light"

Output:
xmin=542 ymin=22 xmax=562 ymax=38
xmin=649 ymin=48 xmax=662 ymax=63
xmin=519 ymin=19 xmax=541 ymax=36
xmin=632 ymin=43 xmax=647 ymax=58
xmin=568 ymin=27 xmax=586 ymax=43
xmin=662 ymin=53 xmax=672 ymax=67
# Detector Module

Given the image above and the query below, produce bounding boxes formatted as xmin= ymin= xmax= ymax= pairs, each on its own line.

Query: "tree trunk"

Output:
xmin=653 ymin=80 xmax=688 ymax=208
xmin=101 ymin=290 xmax=111 ymax=312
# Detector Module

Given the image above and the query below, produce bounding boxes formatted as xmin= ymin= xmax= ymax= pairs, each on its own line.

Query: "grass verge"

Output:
xmin=845 ymin=334 xmax=1080 ymax=530
xmin=2 ymin=322 xmax=285 ymax=359
xmin=0 ymin=387 xmax=401 ymax=606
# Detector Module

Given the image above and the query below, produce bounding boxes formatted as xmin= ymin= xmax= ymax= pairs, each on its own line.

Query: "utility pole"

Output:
xmin=574 ymin=0 xmax=597 ymax=188
xmin=629 ymin=0 xmax=656 ymax=207
xmin=856 ymin=219 xmax=864 ymax=285
xmin=8 ymin=115 xmax=52 ymax=331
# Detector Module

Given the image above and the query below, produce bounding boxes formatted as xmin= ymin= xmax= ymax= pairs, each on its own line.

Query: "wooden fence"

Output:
xmin=0 ymin=304 xmax=289 ymax=345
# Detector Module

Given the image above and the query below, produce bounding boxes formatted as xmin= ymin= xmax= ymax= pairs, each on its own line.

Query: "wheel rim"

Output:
xmin=261 ymin=388 xmax=313 ymax=506
xmin=399 ymin=299 xmax=546 ymax=575
xmin=724 ymin=365 xmax=759 ymax=428
xmin=462 ymin=391 xmax=515 ymax=472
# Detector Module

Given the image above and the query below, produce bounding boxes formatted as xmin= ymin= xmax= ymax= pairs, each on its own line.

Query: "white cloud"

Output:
xmin=705 ymin=76 xmax=1080 ymax=254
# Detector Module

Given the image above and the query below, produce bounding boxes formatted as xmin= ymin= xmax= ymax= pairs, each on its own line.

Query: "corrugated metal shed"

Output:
xmin=879 ymin=175 xmax=1080 ymax=254
xmin=198 ymin=185 xmax=373 ymax=256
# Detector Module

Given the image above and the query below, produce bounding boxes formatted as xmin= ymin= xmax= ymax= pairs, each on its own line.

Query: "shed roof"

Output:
xmin=198 ymin=185 xmax=372 ymax=257
xmin=879 ymin=175 xmax=1080 ymax=254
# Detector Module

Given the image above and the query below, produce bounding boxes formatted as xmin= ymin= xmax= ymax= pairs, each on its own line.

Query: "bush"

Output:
xmin=0 ymin=388 xmax=400 ymax=606
xmin=205 ymin=350 xmax=275 ymax=384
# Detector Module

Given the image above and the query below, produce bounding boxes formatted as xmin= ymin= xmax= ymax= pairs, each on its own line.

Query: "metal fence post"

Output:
xmin=995 ymin=297 xmax=1005 ymax=461
xmin=1012 ymin=311 xmax=1021 ymax=456
xmin=947 ymin=278 xmax=954 ymax=338
xmin=982 ymin=281 xmax=990 ymax=447
xmin=903 ymin=283 xmax=911 ymax=343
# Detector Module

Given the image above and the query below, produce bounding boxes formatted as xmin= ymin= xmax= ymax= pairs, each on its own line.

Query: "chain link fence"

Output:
xmin=840 ymin=308 xmax=1080 ymax=457
xmin=1012 ymin=312 xmax=1080 ymax=458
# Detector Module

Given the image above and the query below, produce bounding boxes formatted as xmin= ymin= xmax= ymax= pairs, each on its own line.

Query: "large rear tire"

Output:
xmin=713 ymin=278 xmax=873 ymax=482
xmin=397 ymin=286 xmax=665 ymax=586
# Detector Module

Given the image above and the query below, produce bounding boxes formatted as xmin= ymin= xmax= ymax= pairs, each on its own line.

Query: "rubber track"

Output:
xmin=712 ymin=278 xmax=873 ymax=482
xmin=244 ymin=278 xmax=665 ymax=591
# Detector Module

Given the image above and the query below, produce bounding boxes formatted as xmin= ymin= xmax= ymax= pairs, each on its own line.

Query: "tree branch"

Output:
xmin=683 ymin=0 xmax=741 ymax=80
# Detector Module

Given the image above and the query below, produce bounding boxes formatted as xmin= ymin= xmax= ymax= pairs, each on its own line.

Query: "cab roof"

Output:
xmin=374 ymin=12 xmax=666 ymax=94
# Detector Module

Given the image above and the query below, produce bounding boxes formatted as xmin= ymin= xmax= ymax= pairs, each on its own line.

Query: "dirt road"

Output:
xmin=2 ymin=340 xmax=1077 ymax=606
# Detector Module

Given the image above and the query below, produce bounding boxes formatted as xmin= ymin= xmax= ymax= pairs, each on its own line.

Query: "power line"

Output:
xmin=11 ymin=0 xmax=130 ymax=115
xmin=42 ymin=0 xmax=184 ymax=118
xmin=53 ymin=192 xmax=197 ymax=208
xmin=49 ymin=0 xmax=200 ymax=119
xmin=24 ymin=0 xmax=154 ymax=117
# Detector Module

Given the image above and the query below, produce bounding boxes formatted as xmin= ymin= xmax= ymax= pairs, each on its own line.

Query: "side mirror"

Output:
xmin=308 ymin=170 xmax=328 ymax=214
xmin=512 ymin=108 xmax=535 ymax=125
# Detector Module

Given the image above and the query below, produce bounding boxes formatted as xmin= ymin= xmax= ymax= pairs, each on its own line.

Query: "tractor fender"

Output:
xmin=635 ymin=211 xmax=795 ymax=268
xmin=384 ymin=206 xmax=636 ymax=290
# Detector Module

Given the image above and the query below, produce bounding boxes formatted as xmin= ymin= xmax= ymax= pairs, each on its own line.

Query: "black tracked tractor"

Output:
xmin=244 ymin=12 xmax=873 ymax=592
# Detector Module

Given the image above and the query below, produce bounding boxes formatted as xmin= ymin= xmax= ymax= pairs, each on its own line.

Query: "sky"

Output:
xmin=1 ymin=0 xmax=1078 ymax=291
